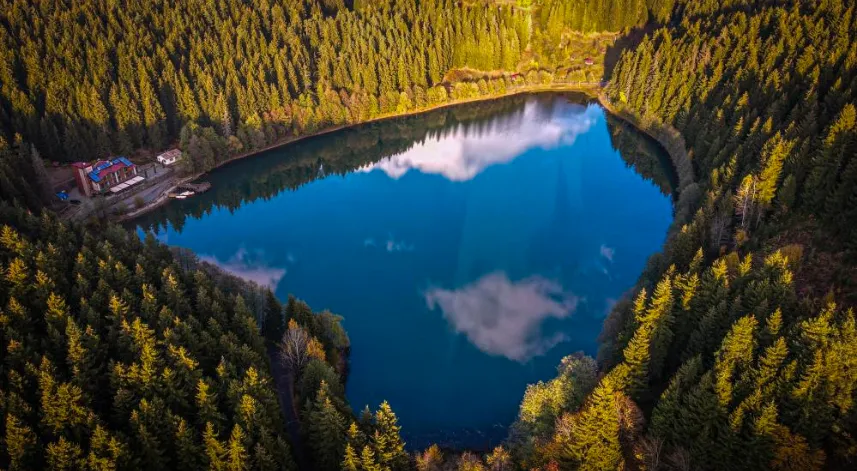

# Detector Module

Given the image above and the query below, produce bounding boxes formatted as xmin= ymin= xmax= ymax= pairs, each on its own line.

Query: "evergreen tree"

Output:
xmin=227 ymin=425 xmax=249 ymax=471
xmin=553 ymin=377 xmax=624 ymax=470
xmin=307 ymin=381 xmax=347 ymax=471
xmin=373 ymin=401 xmax=407 ymax=468
xmin=341 ymin=443 xmax=359 ymax=471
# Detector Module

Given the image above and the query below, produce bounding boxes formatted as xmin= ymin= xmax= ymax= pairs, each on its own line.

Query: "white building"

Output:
xmin=157 ymin=149 xmax=182 ymax=166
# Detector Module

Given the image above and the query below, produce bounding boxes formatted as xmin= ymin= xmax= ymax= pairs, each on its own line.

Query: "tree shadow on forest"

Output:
xmin=22 ymin=81 xmax=180 ymax=165
xmin=603 ymin=23 xmax=660 ymax=82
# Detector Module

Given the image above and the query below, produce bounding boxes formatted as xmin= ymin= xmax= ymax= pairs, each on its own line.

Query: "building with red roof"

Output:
xmin=72 ymin=157 xmax=141 ymax=197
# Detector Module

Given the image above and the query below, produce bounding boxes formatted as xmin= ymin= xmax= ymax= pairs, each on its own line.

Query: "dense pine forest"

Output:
xmin=2 ymin=0 xmax=857 ymax=470
xmin=587 ymin=0 xmax=857 ymax=468
xmin=0 ymin=206 xmax=297 ymax=469
xmin=0 ymin=0 xmax=638 ymax=172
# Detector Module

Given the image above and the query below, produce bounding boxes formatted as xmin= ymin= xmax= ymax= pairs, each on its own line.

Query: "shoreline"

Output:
xmin=116 ymin=174 xmax=201 ymax=222
xmin=118 ymin=83 xmax=601 ymax=222
xmin=120 ymin=87 xmax=698 ymax=226
xmin=200 ymin=83 xmax=602 ymax=175
xmin=595 ymin=93 xmax=697 ymax=226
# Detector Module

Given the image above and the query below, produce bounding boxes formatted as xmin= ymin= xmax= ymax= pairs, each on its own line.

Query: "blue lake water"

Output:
xmin=134 ymin=94 xmax=675 ymax=449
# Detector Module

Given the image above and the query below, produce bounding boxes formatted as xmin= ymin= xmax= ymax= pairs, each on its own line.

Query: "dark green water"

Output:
xmin=134 ymin=93 xmax=675 ymax=449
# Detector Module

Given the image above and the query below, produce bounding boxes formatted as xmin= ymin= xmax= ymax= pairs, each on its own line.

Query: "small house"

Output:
xmin=72 ymin=157 xmax=142 ymax=197
xmin=157 ymin=149 xmax=182 ymax=166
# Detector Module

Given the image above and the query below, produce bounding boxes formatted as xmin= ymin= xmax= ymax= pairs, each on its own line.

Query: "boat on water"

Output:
xmin=169 ymin=190 xmax=195 ymax=199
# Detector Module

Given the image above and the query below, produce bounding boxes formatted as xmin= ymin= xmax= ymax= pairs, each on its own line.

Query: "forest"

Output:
xmin=0 ymin=206 xmax=296 ymax=469
xmin=0 ymin=0 xmax=637 ymax=169
xmin=2 ymin=0 xmax=857 ymax=470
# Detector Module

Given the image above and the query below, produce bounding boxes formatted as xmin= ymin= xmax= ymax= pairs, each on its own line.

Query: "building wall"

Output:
xmin=73 ymin=166 xmax=93 ymax=197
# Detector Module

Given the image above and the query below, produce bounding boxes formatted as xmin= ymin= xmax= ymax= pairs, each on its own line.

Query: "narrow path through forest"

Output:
xmin=268 ymin=346 xmax=309 ymax=470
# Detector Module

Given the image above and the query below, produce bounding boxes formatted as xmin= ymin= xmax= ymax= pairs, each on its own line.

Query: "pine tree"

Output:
xmin=227 ymin=424 xmax=249 ymax=471
xmin=342 ymin=443 xmax=359 ymax=471
xmin=204 ymin=422 xmax=227 ymax=470
xmin=617 ymin=274 xmax=674 ymax=397
xmin=87 ymin=425 xmax=130 ymax=470
xmin=756 ymin=133 xmax=795 ymax=205
xmin=714 ymin=315 xmax=758 ymax=408
xmin=416 ymin=444 xmax=444 ymax=471
xmin=554 ymin=377 xmax=624 ymax=470
xmin=486 ymin=445 xmax=512 ymax=470
xmin=360 ymin=445 xmax=382 ymax=471
xmin=649 ymin=356 xmax=703 ymax=444
xmin=4 ymin=413 xmax=40 ymax=471
xmin=197 ymin=378 xmax=224 ymax=429
xmin=0 ymin=204 xmax=294 ymax=468
xmin=174 ymin=418 xmax=202 ymax=471
xmin=46 ymin=437 xmax=85 ymax=471
xmin=307 ymin=381 xmax=347 ymax=471
xmin=373 ymin=401 xmax=407 ymax=468
xmin=618 ymin=328 xmax=651 ymax=397
xmin=804 ymin=104 xmax=855 ymax=211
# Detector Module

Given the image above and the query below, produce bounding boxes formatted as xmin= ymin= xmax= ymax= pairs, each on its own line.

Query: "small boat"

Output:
xmin=169 ymin=190 xmax=195 ymax=199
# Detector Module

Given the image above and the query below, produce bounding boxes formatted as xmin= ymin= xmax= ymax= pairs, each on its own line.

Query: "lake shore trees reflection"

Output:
xmin=133 ymin=93 xmax=676 ymax=235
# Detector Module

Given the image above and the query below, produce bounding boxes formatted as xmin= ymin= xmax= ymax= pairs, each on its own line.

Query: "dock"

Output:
xmin=177 ymin=181 xmax=211 ymax=193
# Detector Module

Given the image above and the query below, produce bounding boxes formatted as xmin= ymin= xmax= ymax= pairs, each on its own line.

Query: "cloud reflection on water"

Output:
xmin=362 ymin=101 xmax=598 ymax=181
xmin=600 ymin=244 xmax=615 ymax=262
xmin=425 ymin=272 xmax=578 ymax=362
xmin=199 ymin=247 xmax=286 ymax=290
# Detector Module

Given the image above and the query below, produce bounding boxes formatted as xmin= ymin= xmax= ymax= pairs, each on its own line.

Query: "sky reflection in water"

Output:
xmin=425 ymin=272 xmax=579 ymax=362
xmin=361 ymin=101 xmax=599 ymax=181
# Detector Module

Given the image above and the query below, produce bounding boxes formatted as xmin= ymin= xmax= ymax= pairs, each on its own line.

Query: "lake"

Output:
xmin=134 ymin=93 xmax=675 ymax=449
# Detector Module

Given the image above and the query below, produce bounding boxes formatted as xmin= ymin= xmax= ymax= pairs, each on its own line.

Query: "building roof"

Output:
xmin=108 ymin=175 xmax=145 ymax=193
xmin=158 ymin=149 xmax=182 ymax=160
xmin=87 ymin=157 xmax=134 ymax=183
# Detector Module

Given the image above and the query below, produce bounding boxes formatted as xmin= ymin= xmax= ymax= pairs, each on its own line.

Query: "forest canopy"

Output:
xmin=0 ymin=0 xmax=654 ymax=165
xmin=2 ymin=0 xmax=857 ymax=470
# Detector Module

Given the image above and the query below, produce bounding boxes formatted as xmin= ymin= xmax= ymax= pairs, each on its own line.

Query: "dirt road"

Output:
xmin=268 ymin=346 xmax=309 ymax=470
